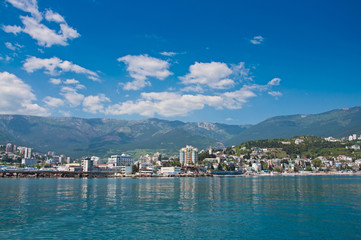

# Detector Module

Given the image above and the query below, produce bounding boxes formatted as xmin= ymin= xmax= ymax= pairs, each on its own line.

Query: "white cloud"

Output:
xmin=5 ymin=55 xmax=13 ymax=62
xmin=44 ymin=9 xmax=65 ymax=23
xmin=5 ymin=42 xmax=15 ymax=51
xmin=160 ymin=51 xmax=177 ymax=57
xmin=268 ymin=91 xmax=282 ymax=97
xmin=118 ymin=54 xmax=173 ymax=90
xmin=64 ymin=78 xmax=79 ymax=85
xmin=3 ymin=0 xmax=80 ymax=47
xmin=105 ymin=74 xmax=281 ymax=117
xmin=0 ymin=71 xmax=48 ymax=116
xmin=49 ymin=78 xmax=62 ymax=85
xmin=268 ymin=78 xmax=281 ymax=86
xmin=43 ymin=96 xmax=64 ymax=107
xmin=20 ymin=16 xmax=80 ymax=47
xmin=105 ymin=86 xmax=259 ymax=117
xmin=6 ymin=0 xmax=42 ymax=21
xmin=180 ymin=85 xmax=204 ymax=93
xmin=231 ymin=62 xmax=253 ymax=83
xmin=180 ymin=62 xmax=234 ymax=90
xmin=23 ymin=56 xmax=99 ymax=80
xmin=2 ymin=25 xmax=22 ymax=34
xmin=250 ymin=35 xmax=264 ymax=45
xmin=83 ymin=94 xmax=110 ymax=114
xmin=60 ymin=86 xmax=84 ymax=107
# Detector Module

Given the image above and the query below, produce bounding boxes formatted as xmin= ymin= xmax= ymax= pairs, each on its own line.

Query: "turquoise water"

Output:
xmin=1 ymin=176 xmax=361 ymax=239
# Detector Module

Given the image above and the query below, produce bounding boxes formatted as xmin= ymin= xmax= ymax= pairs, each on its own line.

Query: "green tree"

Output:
xmin=305 ymin=165 xmax=313 ymax=171
xmin=312 ymin=158 xmax=322 ymax=168
xmin=132 ymin=164 xmax=139 ymax=174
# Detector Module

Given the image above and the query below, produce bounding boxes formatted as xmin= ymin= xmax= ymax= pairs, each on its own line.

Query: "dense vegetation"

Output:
xmin=235 ymin=136 xmax=361 ymax=159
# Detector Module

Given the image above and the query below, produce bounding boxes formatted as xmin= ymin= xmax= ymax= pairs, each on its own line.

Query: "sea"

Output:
xmin=1 ymin=176 xmax=361 ymax=239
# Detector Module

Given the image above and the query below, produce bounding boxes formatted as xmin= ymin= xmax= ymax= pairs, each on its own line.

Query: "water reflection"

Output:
xmin=1 ymin=176 xmax=361 ymax=239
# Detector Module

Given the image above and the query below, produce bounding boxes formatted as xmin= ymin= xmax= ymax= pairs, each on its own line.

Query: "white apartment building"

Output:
xmin=108 ymin=154 xmax=134 ymax=167
xmin=179 ymin=145 xmax=198 ymax=166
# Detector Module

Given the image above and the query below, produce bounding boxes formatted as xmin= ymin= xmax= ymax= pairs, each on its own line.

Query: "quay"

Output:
xmin=0 ymin=170 xmax=213 ymax=178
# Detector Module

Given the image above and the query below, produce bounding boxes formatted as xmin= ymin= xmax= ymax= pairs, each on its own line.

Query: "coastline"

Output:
xmin=1 ymin=170 xmax=361 ymax=179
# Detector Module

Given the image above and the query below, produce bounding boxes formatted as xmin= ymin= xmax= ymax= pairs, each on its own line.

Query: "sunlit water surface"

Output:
xmin=1 ymin=176 xmax=361 ymax=239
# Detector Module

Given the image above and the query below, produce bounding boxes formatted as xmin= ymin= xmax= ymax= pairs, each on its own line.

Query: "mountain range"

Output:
xmin=0 ymin=106 xmax=360 ymax=158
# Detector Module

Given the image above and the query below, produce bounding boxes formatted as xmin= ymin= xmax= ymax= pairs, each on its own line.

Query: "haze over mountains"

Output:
xmin=0 ymin=107 xmax=360 ymax=158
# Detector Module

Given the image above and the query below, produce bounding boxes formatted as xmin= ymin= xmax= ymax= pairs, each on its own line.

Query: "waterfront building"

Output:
xmin=66 ymin=163 xmax=83 ymax=172
xmin=108 ymin=154 xmax=134 ymax=167
xmin=22 ymin=158 xmax=36 ymax=166
xmin=91 ymin=156 xmax=102 ymax=166
xmin=59 ymin=155 xmax=65 ymax=164
xmin=119 ymin=166 xmax=132 ymax=174
xmin=24 ymin=148 xmax=32 ymax=159
xmin=160 ymin=167 xmax=181 ymax=175
xmin=179 ymin=145 xmax=198 ymax=166
xmin=6 ymin=143 xmax=13 ymax=153
xmin=66 ymin=157 xmax=72 ymax=164
xmin=152 ymin=152 xmax=162 ymax=162
xmin=139 ymin=154 xmax=152 ymax=169
xmin=81 ymin=158 xmax=93 ymax=172
xmin=46 ymin=158 xmax=56 ymax=164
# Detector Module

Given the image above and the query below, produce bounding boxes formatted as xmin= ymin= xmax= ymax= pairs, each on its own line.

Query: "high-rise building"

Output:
xmin=6 ymin=143 xmax=13 ymax=153
xmin=81 ymin=158 xmax=93 ymax=172
xmin=179 ymin=145 xmax=198 ymax=166
xmin=24 ymin=148 xmax=32 ymax=159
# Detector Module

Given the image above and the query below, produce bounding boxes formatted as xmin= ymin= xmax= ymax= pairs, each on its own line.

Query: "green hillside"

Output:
xmin=226 ymin=107 xmax=361 ymax=144
xmin=0 ymin=106 xmax=360 ymax=158
xmin=0 ymin=115 xmax=248 ymax=157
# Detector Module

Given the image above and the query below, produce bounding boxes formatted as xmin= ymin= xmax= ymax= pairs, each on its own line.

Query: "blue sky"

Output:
xmin=0 ymin=0 xmax=360 ymax=124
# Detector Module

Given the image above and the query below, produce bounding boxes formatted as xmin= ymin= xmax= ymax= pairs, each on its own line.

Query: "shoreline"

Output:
xmin=1 ymin=170 xmax=361 ymax=179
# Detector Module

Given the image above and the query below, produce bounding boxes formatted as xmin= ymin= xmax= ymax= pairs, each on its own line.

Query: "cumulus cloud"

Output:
xmin=60 ymin=86 xmax=84 ymax=107
xmin=23 ymin=56 xmax=99 ymax=80
xmin=179 ymin=62 xmax=234 ymax=90
xmin=44 ymin=9 xmax=65 ymax=23
xmin=105 ymin=73 xmax=281 ymax=117
xmin=118 ymin=54 xmax=173 ymax=90
xmin=105 ymin=85 xmax=259 ymax=117
xmin=2 ymin=25 xmax=23 ymax=34
xmin=64 ymin=78 xmax=79 ymax=85
xmin=6 ymin=0 xmax=42 ymax=21
xmin=3 ymin=0 xmax=80 ymax=47
xmin=43 ymin=96 xmax=64 ymax=107
xmin=250 ymin=35 xmax=264 ymax=45
xmin=0 ymin=71 xmax=48 ymax=116
xmin=83 ymin=94 xmax=110 ymax=114
xmin=49 ymin=78 xmax=61 ymax=85
xmin=19 ymin=16 xmax=80 ymax=47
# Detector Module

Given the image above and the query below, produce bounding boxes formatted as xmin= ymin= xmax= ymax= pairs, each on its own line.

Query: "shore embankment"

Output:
xmin=0 ymin=170 xmax=213 ymax=178
xmin=1 ymin=170 xmax=361 ymax=178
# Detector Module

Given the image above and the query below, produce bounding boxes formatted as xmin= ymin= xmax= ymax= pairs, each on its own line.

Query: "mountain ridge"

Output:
xmin=0 ymin=106 xmax=360 ymax=158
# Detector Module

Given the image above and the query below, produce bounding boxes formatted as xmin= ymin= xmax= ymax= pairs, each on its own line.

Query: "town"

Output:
xmin=1 ymin=134 xmax=361 ymax=178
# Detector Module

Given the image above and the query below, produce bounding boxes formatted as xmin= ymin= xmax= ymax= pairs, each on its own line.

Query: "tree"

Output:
xmin=312 ymin=158 xmax=322 ymax=168
xmin=132 ymin=164 xmax=139 ymax=174
xmin=305 ymin=165 xmax=313 ymax=171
